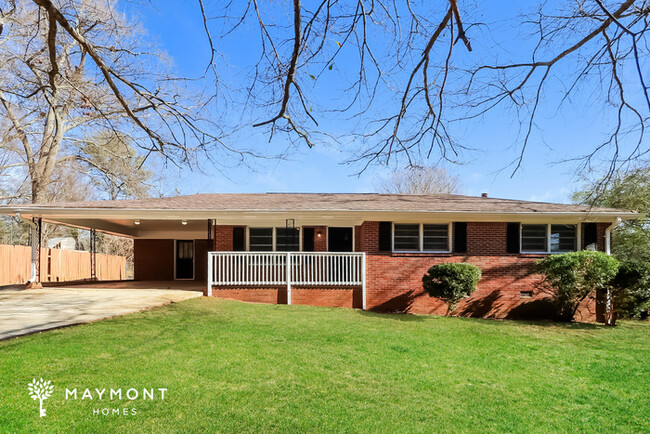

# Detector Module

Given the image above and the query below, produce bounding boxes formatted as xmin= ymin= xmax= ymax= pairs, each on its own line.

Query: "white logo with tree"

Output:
xmin=28 ymin=378 xmax=54 ymax=417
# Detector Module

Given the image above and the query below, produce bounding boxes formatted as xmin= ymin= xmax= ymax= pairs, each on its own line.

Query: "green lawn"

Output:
xmin=1 ymin=298 xmax=649 ymax=433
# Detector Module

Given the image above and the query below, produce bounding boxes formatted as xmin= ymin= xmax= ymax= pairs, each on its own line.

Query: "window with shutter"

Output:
xmin=392 ymin=223 xmax=451 ymax=252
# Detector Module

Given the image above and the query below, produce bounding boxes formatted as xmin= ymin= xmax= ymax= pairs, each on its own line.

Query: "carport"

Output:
xmin=0 ymin=199 xmax=216 ymax=289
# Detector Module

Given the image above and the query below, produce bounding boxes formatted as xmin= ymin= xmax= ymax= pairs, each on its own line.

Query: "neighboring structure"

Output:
xmin=0 ymin=193 xmax=637 ymax=322
xmin=47 ymin=237 xmax=76 ymax=250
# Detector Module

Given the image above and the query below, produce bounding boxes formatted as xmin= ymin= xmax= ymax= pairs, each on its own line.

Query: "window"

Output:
xmin=521 ymin=224 xmax=547 ymax=252
xmin=423 ymin=224 xmax=449 ymax=251
xmin=394 ymin=224 xmax=419 ymax=251
xmin=248 ymin=227 xmax=300 ymax=251
xmin=521 ymin=224 xmax=577 ymax=253
xmin=249 ymin=228 xmax=273 ymax=251
xmin=393 ymin=223 xmax=450 ymax=252
xmin=550 ymin=225 xmax=577 ymax=252
xmin=276 ymin=228 xmax=300 ymax=251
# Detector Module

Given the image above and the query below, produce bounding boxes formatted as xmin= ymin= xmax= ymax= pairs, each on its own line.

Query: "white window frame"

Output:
xmin=247 ymin=227 xmax=302 ymax=252
xmin=392 ymin=222 xmax=452 ymax=253
xmin=520 ymin=223 xmax=581 ymax=254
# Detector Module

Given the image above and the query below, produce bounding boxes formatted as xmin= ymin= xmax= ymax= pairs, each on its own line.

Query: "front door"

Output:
xmin=175 ymin=240 xmax=194 ymax=279
xmin=328 ymin=227 xmax=353 ymax=252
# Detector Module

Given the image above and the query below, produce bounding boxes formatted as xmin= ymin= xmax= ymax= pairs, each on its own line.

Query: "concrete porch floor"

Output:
xmin=0 ymin=280 xmax=203 ymax=340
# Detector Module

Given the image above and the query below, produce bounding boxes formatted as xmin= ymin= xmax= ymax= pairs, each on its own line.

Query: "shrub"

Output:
xmin=536 ymin=251 xmax=619 ymax=322
xmin=422 ymin=263 xmax=482 ymax=315
xmin=610 ymin=261 xmax=650 ymax=320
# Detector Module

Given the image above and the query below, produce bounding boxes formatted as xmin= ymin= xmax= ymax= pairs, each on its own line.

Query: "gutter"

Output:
xmin=0 ymin=207 xmax=639 ymax=220
xmin=605 ymin=217 xmax=623 ymax=255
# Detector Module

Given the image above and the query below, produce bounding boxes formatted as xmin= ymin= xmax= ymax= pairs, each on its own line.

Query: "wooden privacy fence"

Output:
xmin=0 ymin=244 xmax=127 ymax=285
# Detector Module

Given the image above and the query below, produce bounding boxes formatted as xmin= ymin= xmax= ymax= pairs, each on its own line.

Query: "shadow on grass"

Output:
xmin=357 ymin=305 xmax=605 ymax=329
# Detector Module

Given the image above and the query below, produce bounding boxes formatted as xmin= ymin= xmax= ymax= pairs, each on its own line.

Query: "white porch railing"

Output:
xmin=207 ymin=252 xmax=366 ymax=309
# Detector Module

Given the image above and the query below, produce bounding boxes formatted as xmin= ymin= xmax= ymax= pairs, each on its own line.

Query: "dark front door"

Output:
xmin=175 ymin=240 xmax=194 ymax=279
xmin=328 ymin=227 xmax=353 ymax=252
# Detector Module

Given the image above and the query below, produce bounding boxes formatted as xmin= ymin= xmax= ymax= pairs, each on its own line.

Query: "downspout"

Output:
xmin=604 ymin=217 xmax=622 ymax=326
xmin=16 ymin=212 xmax=38 ymax=286
xmin=605 ymin=217 xmax=622 ymax=255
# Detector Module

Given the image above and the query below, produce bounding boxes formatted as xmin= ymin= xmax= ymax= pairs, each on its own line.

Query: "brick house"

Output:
xmin=2 ymin=193 xmax=637 ymax=322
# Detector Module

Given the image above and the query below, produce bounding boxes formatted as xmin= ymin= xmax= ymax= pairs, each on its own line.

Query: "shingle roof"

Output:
xmin=11 ymin=193 xmax=633 ymax=214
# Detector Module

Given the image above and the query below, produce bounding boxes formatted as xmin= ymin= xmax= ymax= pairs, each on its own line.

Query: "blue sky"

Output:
xmin=121 ymin=0 xmax=644 ymax=203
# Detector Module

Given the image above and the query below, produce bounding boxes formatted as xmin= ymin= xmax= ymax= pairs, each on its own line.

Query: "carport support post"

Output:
xmin=26 ymin=217 xmax=42 ymax=289
xmin=90 ymin=228 xmax=97 ymax=281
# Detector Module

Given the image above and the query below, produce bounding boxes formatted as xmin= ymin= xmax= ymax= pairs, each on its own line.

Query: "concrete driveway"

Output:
xmin=0 ymin=282 xmax=202 ymax=340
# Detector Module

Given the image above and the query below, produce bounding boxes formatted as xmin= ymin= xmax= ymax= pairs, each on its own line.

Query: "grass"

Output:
xmin=1 ymin=297 xmax=649 ymax=433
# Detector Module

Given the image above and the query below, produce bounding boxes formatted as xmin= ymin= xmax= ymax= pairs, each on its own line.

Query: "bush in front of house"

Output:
xmin=422 ymin=263 xmax=482 ymax=315
xmin=536 ymin=251 xmax=619 ymax=322
xmin=610 ymin=260 xmax=650 ymax=320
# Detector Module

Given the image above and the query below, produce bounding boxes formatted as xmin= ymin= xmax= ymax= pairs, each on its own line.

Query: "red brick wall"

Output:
xmin=211 ymin=287 xmax=283 ymax=304
xmin=359 ymin=221 xmax=380 ymax=253
xmin=467 ymin=222 xmax=507 ymax=255
xmin=215 ymin=225 xmax=234 ymax=251
xmin=134 ymin=239 xmax=174 ymax=280
xmin=210 ymin=286 xmax=360 ymax=308
xmin=202 ymin=222 xmax=609 ymax=322
xmin=363 ymin=221 xmax=607 ymax=322
xmin=365 ymin=254 xmax=546 ymax=318
xmin=355 ymin=226 xmax=361 ymax=251
xmin=597 ymin=222 xmax=608 ymax=252
xmin=292 ymin=287 xmax=362 ymax=308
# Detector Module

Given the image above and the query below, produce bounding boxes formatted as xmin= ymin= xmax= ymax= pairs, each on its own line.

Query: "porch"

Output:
xmin=207 ymin=252 xmax=367 ymax=309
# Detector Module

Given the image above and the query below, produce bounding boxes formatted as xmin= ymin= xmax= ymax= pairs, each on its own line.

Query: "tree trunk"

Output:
xmin=31 ymin=179 xmax=45 ymax=204
xmin=604 ymin=288 xmax=617 ymax=326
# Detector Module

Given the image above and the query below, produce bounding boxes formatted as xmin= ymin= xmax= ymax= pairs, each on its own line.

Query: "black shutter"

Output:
xmin=584 ymin=223 xmax=597 ymax=249
xmin=233 ymin=227 xmax=245 ymax=251
xmin=378 ymin=221 xmax=392 ymax=251
xmin=303 ymin=227 xmax=315 ymax=252
xmin=506 ymin=222 xmax=520 ymax=254
xmin=453 ymin=222 xmax=467 ymax=253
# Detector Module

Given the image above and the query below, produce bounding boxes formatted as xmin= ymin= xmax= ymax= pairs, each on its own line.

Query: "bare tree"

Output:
xmin=377 ymin=166 xmax=461 ymax=194
xmin=200 ymin=0 xmax=648 ymax=176
xmin=78 ymin=130 xmax=154 ymax=200
xmin=1 ymin=0 xmax=648 ymax=198
xmin=0 ymin=0 xmax=237 ymax=204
